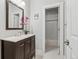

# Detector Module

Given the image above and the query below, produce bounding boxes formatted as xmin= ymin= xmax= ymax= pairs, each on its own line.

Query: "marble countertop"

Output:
xmin=0 ymin=34 xmax=35 ymax=42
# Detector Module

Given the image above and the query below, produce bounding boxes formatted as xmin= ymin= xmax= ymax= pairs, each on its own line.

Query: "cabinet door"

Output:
xmin=25 ymin=38 xmax=31 ymax=59
xmin=2 ymin=41 xmax=15 ymax=59
xmin=15 ymin=41 xmax=24 ymax=59
xmin=30 ymin=36 xmax=35 ymax=55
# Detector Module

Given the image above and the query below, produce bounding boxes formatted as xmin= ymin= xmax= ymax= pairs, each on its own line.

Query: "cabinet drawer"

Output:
xmin=16 ymin=40 xmax=24 ymax=46
xmin=25 ymin=39 xmax=30 ymax=44
xmin=4 ymin=41 xmax=15 ymax=45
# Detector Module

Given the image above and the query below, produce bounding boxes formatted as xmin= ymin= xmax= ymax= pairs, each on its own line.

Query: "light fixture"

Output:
xmin=21 ymin=1 xmax=25 ymax=6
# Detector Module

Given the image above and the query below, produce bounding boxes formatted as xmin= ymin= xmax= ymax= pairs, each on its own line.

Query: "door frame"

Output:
xmin=42 ymin=2 xmax=64 ymax=59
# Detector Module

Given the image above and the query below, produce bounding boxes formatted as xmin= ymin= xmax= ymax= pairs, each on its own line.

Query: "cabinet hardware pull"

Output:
xmin=20 ymin=44 xmax=24 ymax=46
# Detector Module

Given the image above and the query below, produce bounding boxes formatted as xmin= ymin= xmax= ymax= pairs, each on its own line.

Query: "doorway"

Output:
xmin=42 ymin=3 xmax=64 ymax=59
xmin=45 ymin=7 xmax=59 ymax=52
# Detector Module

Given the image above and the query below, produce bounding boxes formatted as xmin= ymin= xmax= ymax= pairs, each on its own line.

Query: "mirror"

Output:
xmin=6 ymin=0 xmax=24 ymax=30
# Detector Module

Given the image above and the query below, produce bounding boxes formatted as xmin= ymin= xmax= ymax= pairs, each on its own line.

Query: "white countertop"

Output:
xmin=0 ymin=34 xmax=35 ymax=42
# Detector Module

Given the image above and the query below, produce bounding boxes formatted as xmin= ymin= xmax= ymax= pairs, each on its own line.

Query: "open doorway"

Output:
xmin=43 ymin=3 xmax=64 ymax=59
xmin=45 ymin=7 xmax=59 ymax=52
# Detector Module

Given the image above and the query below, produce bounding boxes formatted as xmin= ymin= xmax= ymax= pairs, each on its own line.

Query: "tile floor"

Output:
xmin=44 ymin=49 xmax=61 ymax=59
xmin=34 ymin=40 xmax=61 ymax=59
xmin=35 ymin=49 xmax=61 ymax=59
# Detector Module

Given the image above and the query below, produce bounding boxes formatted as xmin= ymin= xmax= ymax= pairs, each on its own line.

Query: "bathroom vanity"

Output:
xmin=1 ymin=34 xmax=35 ymax=59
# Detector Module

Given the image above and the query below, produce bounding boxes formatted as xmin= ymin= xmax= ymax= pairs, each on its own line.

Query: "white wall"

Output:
xmin=30 ymin=0 xmax=63 ymax=55
xmin=24 ymin=0 xmax=30 ymax=31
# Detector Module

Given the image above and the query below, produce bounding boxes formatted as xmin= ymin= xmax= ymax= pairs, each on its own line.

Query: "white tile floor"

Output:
xmin=34 ymin=40 xmax=61 ymax=59
xmin=44 ymin=49 xmax=61 ymax=59
xmin=35 ymin=49 xmax=61 ymax=59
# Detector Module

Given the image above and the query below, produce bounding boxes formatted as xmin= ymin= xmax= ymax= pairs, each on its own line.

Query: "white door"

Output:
xmin=64 ymin=0 xmax=78 ymax=59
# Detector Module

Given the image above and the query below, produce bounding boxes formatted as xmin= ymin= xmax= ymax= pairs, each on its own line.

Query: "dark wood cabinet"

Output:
xmin=25 ymin=38 xmax=31 ymax=59
xmin=1 ymin=36 xmax=35 ymax=59
xmin=3 ymin=41 xmax=15 ymax=59
xmin=15 ymin=40 xmax=25 ymax=59
xmin=30 ymin=36 xmax=35 ymax=56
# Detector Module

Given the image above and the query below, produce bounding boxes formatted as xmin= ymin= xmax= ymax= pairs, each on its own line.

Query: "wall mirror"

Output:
xmin=6 ymin=0 xmax=24 ymax=30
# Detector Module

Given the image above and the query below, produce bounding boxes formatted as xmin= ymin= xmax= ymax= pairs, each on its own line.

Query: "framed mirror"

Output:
xmin=6 ymin=0 xmax=24 ymax=30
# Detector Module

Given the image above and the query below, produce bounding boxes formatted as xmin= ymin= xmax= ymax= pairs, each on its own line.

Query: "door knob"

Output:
xmin=64 ymin=40 xmax=69 ymax=45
